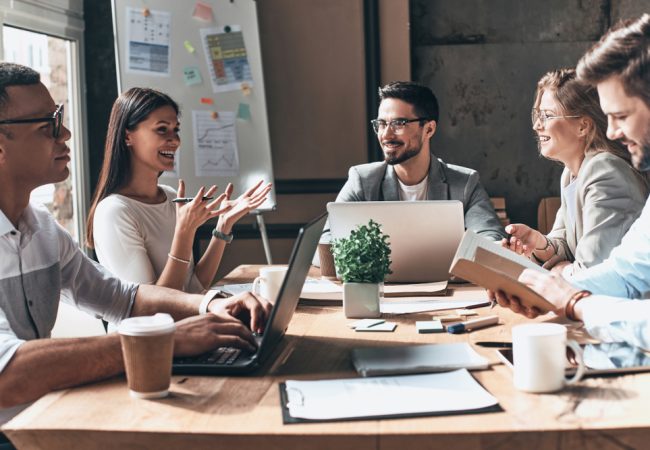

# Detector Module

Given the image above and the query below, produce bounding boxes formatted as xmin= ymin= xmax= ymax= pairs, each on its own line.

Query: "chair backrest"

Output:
xmin=490 ymin=197 xmax=510 ymax=227
xmin=537 ymin=197 xmax=561 ymax=235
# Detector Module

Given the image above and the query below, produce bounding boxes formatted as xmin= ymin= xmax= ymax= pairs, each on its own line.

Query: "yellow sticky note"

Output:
xmin=184 ymin=40 xmax=195 ymax=54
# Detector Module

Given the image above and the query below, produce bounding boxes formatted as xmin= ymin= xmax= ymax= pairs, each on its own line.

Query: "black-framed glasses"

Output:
xmin=531 ymin=109 xmax=579 ymax=128
xmin=0 ymin=104 xmax=64 ymax=138
xmin=370 ymin=117 xmax=430 ymax=135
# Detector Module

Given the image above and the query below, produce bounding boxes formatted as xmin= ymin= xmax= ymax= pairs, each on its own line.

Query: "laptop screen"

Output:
xmin=256 ymin=212 xmax=327 ymax=358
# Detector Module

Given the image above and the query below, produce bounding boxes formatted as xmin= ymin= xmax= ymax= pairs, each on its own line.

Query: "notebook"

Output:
xmin=351 ymin=342 xmax=490 ymax=377
xmin=327 ymin=201 xmax=464 ymax=282
xmin=172 ymin=212 xmax=327 ymax=375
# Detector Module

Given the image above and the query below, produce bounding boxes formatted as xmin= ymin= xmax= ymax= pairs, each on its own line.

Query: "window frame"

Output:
xmin=0 ymin=0 xmax=90 ymax=248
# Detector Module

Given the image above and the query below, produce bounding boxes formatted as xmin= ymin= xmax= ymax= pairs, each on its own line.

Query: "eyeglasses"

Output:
xmin=0 ymin=104 xmax=64 ymax=138
xmin=370 ymin=118 xmax=429 ymax=135
xmin=531 ymin=109 xmax=580 ymax=128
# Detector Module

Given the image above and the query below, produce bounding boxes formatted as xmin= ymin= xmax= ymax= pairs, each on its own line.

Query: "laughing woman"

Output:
xmin=503 ymin=69 xmax=648 ymax=276
xmin=87 ymin=87 xmax=271 ymax=292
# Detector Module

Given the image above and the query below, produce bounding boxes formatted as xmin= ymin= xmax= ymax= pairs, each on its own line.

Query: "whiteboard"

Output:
xmin=111 ymin=0 xmax=275 ymax=210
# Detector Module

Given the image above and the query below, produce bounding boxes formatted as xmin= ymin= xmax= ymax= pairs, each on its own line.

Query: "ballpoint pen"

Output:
xmin=172 ymin=196 xmax=214 ymax=203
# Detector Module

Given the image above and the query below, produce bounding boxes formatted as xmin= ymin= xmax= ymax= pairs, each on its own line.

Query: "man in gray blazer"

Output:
xmin=335 ymin=81 xmax=506 ymax=241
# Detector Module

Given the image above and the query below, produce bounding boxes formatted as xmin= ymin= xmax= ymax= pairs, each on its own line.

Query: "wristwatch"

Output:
xmin=212 ymin=228 xmax=234 ymax=244
xmin=199 ymin=289 xmax=225 ymax=314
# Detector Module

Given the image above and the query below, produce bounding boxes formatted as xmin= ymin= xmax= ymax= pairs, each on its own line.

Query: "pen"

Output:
xmin=172 ymin=196 xmax=214 ymax=203
xmin=447 ymin=315 xmax=499 ymax=334
xmin=474 ymin=341 xmax=513 ymax=348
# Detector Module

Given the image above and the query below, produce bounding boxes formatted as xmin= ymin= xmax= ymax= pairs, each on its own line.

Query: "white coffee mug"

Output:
xmin=252 ymin=266 xmax=287 ymax=301
xmin=512 ymin=323 xmax=585 ymax=393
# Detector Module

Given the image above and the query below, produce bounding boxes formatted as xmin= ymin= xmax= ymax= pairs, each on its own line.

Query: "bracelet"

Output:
xmin=199 ymin=289 xmax=224 ymax=314
xmin=168 ymin=253 xmax=191 ymax=264
xmin=212 ymin=228 xmax=234 ymax=244
xmin=535 ymin=236 xmax=552 ymax=251
xmin=564 ymin=289 xmax=592 ymax=322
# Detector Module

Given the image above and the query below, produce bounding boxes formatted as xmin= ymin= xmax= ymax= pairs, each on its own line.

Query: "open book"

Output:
xmin=449 ymin=230 xmax=555 ymax=313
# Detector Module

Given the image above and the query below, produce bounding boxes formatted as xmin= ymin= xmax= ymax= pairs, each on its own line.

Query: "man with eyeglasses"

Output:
xmin=0 ymin=63 xmax=272 ymax=435
xmin=492 ymin=14 xmax=650 ymax=350
xmin=333 ymin=81 xmax=506 ymax=241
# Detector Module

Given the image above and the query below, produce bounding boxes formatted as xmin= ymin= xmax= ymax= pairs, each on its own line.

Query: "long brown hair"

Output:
xmin=86 ymin=88 xmax=179 ymax=248
xmin=532 ymin=68 xmax=630 ymax=162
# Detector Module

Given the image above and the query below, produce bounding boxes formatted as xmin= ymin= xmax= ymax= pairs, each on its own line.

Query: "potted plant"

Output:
xmin=331 ymin=219 xmax=392 ymax=318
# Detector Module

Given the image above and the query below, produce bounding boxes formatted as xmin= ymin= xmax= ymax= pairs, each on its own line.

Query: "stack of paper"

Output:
xmin=281 ymin=369 xmax=499 ymax=422
xmin=299 ymin=279 xmax=448 ymax=305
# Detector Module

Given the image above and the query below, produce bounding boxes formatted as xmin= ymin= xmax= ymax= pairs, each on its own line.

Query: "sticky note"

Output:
xmin=348 ymin=319 xmax=384 ymax=329
xmin=200 ymin=97 xmax=214 ymax=105
xmin=416 ymin=320 xmax=444 ymax=334
xmin=182 ymin=66 xmax=202 ymax=86
xmin=183 ymin=40 xmax=195 ymax=54
xmin=237 ymin=103 xmax=251 ymax=120
xmin=355 ymin=322 xmax=396 ymax=332
xmin=241 ymin=82 xmax=252 ymax=96
xmin=192 ymin=1 xmax=213 ymax=22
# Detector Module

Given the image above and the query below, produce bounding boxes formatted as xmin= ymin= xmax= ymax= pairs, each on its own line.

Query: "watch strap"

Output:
xmin=212 ymin=228 xmax=234 ymax=243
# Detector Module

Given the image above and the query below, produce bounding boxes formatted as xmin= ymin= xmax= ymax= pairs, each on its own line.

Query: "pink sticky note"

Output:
xmin=192 ymin=1 xmax=213 ymax=22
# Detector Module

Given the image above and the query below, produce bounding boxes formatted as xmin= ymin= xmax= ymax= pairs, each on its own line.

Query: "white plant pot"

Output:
xmin=343 ymin=282 xmax=383 ymax=318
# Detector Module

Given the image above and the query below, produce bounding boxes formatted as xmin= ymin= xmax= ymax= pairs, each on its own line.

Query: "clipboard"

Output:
xmin=278 ymin=381 xmax=503 ymax=424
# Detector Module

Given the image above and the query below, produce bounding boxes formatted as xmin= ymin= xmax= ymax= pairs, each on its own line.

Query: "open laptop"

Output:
xmin=327 ymin=201 xmax=464 ymax=282
xmin=173 ymin=212 xmax=327 ymax=375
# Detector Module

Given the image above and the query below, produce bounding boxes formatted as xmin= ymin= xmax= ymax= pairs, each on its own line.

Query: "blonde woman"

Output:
xmin=503 ymin=69 xmax=648 ymax=276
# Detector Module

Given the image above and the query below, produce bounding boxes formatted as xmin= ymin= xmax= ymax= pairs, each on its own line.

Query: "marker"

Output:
xmin=447 ymin=315 xmax=499 ymax=334
xmin=172 ymin=196 xmax=214 ymax=203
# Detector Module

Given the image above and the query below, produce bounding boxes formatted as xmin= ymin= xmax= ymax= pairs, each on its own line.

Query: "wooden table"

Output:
xmin=4 ymin=265 xmax=650 ymax=450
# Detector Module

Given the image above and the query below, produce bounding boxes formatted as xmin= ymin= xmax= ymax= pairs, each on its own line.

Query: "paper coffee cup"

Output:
xmin=318 ymin=243 xmax=337 ymax=279
xmin=118 ymin=313 xmax=176 ymax=399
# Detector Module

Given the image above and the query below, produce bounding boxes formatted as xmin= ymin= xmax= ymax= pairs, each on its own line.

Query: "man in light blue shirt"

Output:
xmin=493 ymin=14 xmax=650 ymax=350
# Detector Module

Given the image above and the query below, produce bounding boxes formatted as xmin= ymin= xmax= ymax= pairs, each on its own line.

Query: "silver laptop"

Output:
xmin=327 ymin=201 xmax=464 ymax=282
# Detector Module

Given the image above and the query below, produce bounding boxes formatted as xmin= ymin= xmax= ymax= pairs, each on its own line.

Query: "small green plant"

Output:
xmin=331 ymin=219 xmax=392 ymax=283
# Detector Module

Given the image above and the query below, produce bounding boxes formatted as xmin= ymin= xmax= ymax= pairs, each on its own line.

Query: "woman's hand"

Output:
xmin=175 ymin=179 xmax=231 ymax=233
xmin=216 ymin=180 xmax=272 ymax=232
xmin=500 ymin=223 xmax=546 ymax=258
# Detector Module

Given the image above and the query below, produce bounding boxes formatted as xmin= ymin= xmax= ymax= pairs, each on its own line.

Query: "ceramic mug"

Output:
xmin=252 ymin=266 xmax=288 ymax=301
xmin=512 ymin=323 xmax=585 ymax=393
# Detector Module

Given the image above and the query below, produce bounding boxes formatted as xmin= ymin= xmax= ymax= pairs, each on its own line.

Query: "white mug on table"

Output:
xmin=252 ymin=266 xmax=287 ymax=301
xmin=512 ymin=323 xmax=586 ymax=393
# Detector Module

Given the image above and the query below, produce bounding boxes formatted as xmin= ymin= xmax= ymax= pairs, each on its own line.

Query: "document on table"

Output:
xmin=351 ymin=343 xmax=490 ymax=377
xmin=280 ymin=369 xmax=500 ymax=422
xmin=299 ymin=279 xmax=448 ymax=303
xmin=380 ymin=298 xmax=490 ymax=314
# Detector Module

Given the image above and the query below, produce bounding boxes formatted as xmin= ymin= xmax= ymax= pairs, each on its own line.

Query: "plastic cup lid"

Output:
xmin=118 ymin=313 xmax=176 ymax=336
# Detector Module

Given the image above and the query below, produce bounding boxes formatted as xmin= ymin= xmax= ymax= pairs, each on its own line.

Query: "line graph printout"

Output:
xmin=192 ymin=110 xmax=240 ymax=177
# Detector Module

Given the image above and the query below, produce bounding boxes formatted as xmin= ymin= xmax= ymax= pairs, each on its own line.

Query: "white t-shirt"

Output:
xmin=398 ymin=175 xmax=428 ymax=201
xmin=562 ymin=176 xmax=578 ymax=229
xmin=93 ymin=185 xmax=204 ymax=293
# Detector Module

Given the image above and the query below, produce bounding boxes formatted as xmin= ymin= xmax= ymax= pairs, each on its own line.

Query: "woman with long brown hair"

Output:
xmin=503 ymin=68 xmax=648 ymax=276
xmin=87 ymin=87 xmax=270 ymax=292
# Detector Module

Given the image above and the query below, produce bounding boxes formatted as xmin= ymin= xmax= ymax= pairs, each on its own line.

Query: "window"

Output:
xmin=1 ymin=0 xmax=89 ymax=244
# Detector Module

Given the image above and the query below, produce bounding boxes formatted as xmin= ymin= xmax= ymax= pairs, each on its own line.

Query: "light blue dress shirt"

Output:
xmin=571 ymin=196 xmax=650 ymax=349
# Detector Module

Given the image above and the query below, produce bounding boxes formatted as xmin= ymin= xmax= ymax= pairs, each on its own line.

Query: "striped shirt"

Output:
xmin=0 ymin=203 xmax=137 ymax=423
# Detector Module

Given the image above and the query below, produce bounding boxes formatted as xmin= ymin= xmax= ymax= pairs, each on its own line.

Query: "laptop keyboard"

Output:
xmin=175 ymin=347 xmax=242 ymax=365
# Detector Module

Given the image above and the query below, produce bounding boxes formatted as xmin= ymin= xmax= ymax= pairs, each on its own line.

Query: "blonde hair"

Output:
xmin=533 ymin=68 xmax=630 ymax=162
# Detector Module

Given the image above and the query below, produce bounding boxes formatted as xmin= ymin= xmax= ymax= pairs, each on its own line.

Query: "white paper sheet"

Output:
xmin=126 ymin=7 xmax=171 ymax=76
xmin=192 ymin=110 xmax=239 ymax=177
xmin=284 ymin=369 xmax=498 ymax=420
xmin=200 ymin=26 xmax=254 ymax=93
xmin=380 ymin=299 xmax=489 ymax=314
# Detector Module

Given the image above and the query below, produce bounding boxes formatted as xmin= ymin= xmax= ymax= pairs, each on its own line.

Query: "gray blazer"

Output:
xmin=334 ymin=156 xmax=506 ymax=240
xmin=546 ymin=151 xmax=649 ymax=275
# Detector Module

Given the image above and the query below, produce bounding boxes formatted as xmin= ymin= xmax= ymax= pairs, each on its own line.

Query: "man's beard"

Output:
xmin=631 ymin=130 xmax=650 ymax=172
xmin=384 ymin=145 xmax=421 ymax=165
